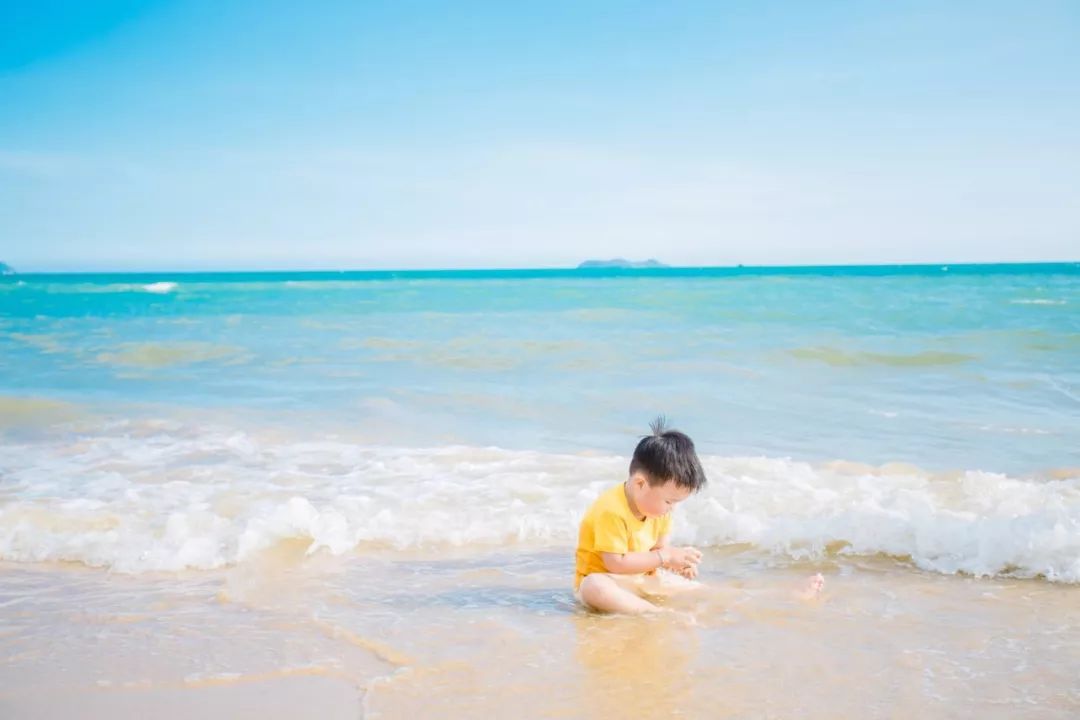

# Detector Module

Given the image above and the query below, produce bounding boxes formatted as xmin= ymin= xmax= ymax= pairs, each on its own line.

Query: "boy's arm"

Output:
xmin=600 ymin=550 xmax=665 ymax=575
xmin=593 ymin=510 xmax=661 ymax=574
xmin=593 ymin=510 xmax=697 ymax=574
xmin=602 ymin=543 xmax=702 ymax=574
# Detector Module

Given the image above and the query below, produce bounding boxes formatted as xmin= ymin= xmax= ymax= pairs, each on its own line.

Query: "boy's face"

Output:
xmin=630 ymin=473 xmax=692 ymax=519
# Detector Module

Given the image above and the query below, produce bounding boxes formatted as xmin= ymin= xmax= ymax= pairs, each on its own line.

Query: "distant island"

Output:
xmin=577 ymin=258 xmax=669 ymax=269
xmin=0 ymin=262 xmax=14 ymax=275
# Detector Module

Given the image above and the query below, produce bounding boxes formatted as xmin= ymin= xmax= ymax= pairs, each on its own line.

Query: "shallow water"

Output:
xmin=2 ymin=550 xmax=1077 ymax=719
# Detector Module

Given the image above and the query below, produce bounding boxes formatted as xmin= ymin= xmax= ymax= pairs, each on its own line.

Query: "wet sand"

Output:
xmin=2 ymin=546 xmax=1077 ymax=719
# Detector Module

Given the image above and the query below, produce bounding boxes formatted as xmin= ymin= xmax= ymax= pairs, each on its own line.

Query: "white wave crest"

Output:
xmin=30 ymin=281 xmax=181 ymax=294
xmin=680 ymin=458 xmax=1079 ymax=582
xmin=1010 ymin=298 xmax=1066 ymax=305
xmin=1 ymin=426 xmax=1077 ymax=580
xmin=143 ymin=281 xmax=178 ymax=294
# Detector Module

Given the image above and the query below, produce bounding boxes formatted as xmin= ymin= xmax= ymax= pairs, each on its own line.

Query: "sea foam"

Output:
xmin=1 ymin=423 xmax=1077 ymax=580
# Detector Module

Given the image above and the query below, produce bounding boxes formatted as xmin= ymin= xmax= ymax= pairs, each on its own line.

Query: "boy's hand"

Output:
xmin=675 ymin=563 xmax=699 ymax=580
xmin=663 ymin=545 xmax=702 ymax=571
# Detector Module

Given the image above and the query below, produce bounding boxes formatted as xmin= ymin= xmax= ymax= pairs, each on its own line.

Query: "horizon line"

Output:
xmin=4 ymin=260 xmax=1079 ymax=277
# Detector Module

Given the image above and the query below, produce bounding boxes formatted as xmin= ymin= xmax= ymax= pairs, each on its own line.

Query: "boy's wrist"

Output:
xmin=655 ymin=549 xmax=666 ymax=569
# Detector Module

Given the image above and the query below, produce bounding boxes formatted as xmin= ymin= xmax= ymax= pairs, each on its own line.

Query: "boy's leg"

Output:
xmin=639 ymin=569 xmax=702 ymax=597
xmin=577 ymin=573 xmax=661 ymax=614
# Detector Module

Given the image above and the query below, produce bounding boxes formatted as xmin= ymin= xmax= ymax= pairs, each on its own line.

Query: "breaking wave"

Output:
xmin=1 ymin=422 xmax=1077 ymax=581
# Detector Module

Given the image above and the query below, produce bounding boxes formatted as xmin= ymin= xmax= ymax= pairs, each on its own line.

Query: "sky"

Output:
xmin=1 ymin=0 xmax=1078 ymax=271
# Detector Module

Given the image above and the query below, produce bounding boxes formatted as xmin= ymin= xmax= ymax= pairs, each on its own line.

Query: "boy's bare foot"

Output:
xmin=795 ymin=573 xmax=825 ymax=600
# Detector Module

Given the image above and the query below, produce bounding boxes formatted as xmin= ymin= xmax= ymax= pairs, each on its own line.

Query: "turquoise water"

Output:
xmin=1 ymin=263 xmax=1079 ymax=578
xmin=2 ymin=263 xmax=1078 ymax=473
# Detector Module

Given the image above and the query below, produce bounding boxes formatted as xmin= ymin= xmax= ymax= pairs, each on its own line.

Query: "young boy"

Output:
xmin=575 ymin=418 xmax=708 ymax=614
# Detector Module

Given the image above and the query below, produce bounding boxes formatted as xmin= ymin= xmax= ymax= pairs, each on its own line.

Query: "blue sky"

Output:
xmin=1 ymin=0 xmax=1077 ymax=270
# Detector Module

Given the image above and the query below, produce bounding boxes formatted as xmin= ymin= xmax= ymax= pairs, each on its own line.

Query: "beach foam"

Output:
xmin=1 ymin=422 xmax=1076 ymax=580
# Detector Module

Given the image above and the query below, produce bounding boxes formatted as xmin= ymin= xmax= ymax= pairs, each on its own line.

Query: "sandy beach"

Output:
xmin=3 ymin=546 xmax=1078 ymax=719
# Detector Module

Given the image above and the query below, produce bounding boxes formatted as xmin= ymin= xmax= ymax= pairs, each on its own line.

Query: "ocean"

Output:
xmin=2 ymin=264 xmax=1078 ymax=718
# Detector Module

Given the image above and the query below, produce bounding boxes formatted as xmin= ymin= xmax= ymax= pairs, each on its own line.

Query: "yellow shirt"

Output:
xmin=574 ymin=482 xmax=672 ymax=589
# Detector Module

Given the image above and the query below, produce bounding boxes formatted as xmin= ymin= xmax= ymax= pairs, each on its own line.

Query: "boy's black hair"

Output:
xmin=629 ymin=416 xmax=707 ymax=491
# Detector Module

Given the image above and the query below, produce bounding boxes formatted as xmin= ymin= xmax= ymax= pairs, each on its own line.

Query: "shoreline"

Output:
xmin=4 ymin=260 xmax=1080 ymax=281
xmin=2 ymin=549 xmax=1077 ymax=719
